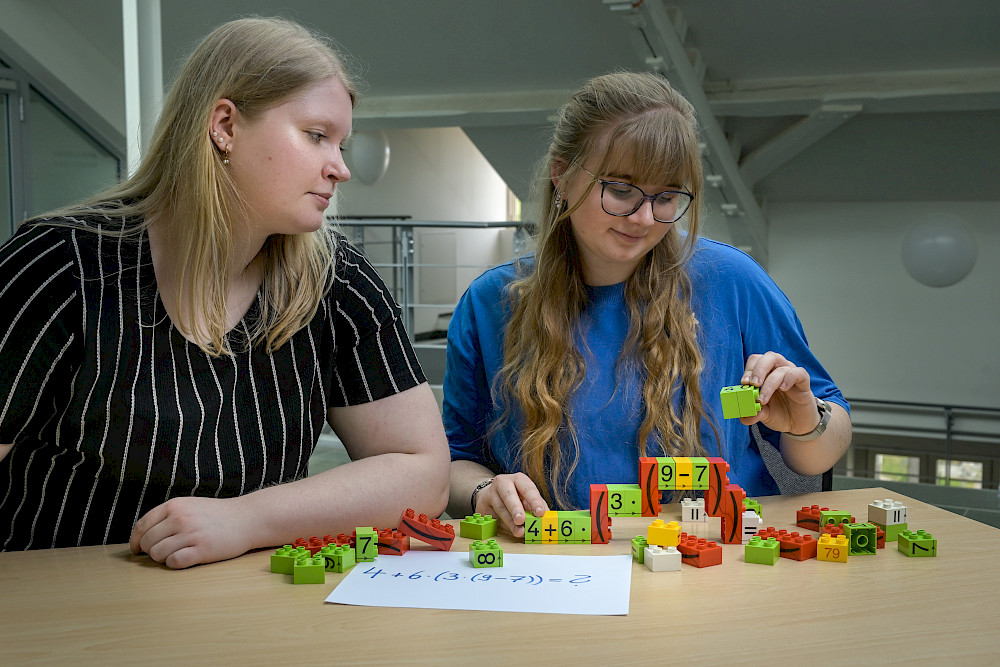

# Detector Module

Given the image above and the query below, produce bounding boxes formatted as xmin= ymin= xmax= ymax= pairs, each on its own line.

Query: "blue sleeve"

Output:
xmin=442 ymin=282 xmax=494 ymax=467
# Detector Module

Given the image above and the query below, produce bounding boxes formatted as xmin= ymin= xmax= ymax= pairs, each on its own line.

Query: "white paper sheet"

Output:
xmin=326 ymin=551 xmax=632 ymax=615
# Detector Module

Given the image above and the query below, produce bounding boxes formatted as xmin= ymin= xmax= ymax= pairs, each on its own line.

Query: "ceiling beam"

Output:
xmin=610 ymin=0 xmax=769 ymax=265
xmin=352 ymin=89 xmax=571 ymax=130
xmin=706 ymin=67 xmax=1000 ymax=117
xmin=740 ymin=103 xmax=862 ymax=187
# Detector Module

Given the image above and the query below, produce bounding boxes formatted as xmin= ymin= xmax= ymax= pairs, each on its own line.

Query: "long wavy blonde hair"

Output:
xmin=35 ymin=17 xmax=357 ymax=355
xmin=498 ymin=71 xmax=718 ymax=507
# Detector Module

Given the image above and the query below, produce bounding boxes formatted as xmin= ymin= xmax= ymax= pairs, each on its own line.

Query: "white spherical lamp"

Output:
xmin=901 ymin=214 xmax=977 ymax=287
xmin=345 ymin=130 xmax=390 ymax=185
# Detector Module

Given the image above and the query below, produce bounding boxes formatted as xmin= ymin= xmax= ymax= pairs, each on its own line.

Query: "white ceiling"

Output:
xmin=44 ymin=0 xmax=1000 ymax=255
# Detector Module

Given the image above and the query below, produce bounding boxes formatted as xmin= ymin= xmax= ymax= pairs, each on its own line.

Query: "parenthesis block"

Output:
xmin=676 ymin=532 xmax=722 ymax=568
xmin=796 ymin=505 xmax=829 ymax=532
xmin=777 ymin=531 xmax=818 ymax=561
xmin=397 ymin=508 xmax=456 ymax=551
xmin=704 ymin=458 xmax=730 ymax=516
xmin=589 ymin=484 xmax=611 ymax=544
xmin=717 ymin=484 xmax=746 ymax=544
xmin=638 ymin=458 xmax=661 ymax=516
xmin=376 ymin=528 xmax=410 ymax=556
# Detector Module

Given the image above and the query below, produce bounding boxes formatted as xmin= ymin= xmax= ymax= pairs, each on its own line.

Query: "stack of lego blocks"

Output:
xmin=460 ymin=513 xmax=505 ymax=568
xmin=269 ymin=508 xmax=457 ymax=584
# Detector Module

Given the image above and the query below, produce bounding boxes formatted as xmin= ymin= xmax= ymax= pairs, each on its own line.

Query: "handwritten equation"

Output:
xmin=328 ymin=551 xmax=631 ymax=615
xmin=360 ymin=565 xmax=593 ymax=586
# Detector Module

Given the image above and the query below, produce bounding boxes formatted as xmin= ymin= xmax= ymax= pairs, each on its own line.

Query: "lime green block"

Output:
xmin=656 ymin=457 xmax=676 ymax=490
xmin=460 ymin=513 xmax=499 ymax=540
xmin=898 ymin=530 xmax=937 ymax=557
xmin=745 ymin=536 xmax=780 ymax=565
xmin=606 ymin=484 xmax=642 ymax=516
xmin=556 ymin=510 xmax=592 ymax=543
xmin=632 ymin=536 xmax=649 ymax=563
xmin=523 ymin=512 xmax=542 ymax=543
xmin=470 ymin=539 xmax=504 ymax=568
xmin=319 ymin=544 xmax=356 ymax=573
xmin=271 ymin=545 xmax=308 ymax=575
xmin=292 ymin=555 xmax=326 ymax=584
xmin=690 ymin=457 xmax=710 ymax=490
xmin=721 ymin=385 xmax=760 ymax=419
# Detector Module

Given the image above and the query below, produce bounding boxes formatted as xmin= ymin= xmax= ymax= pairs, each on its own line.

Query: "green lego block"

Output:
xmin=292 ymin=555 xmax=326 ymax=584
xmin=819 ymin=510 xmax=852 ymax=528
xmin=877 ymin=522 xmax=908 ymax=542
xmin=690 ymin=457 xmax=710 ymax=490
xmin=523 ymin=512 xmax=542 ymax=543
xmin=355 ymin=527 xmax=378 ymax=562
xmin=319 ymin=544 xmax=356 ymax=573
xmin=656 ymin=457 xmax=676 ymax=490
xmin=743 ymin=498 xmax=763 ymax=519
xmin=631 ymin=535 xmax=649 ymax=563
xmin=720 ymin=385 xmax=760 ymax=419
xmin=744 ymin=536 xmax=780 ymax=565
xmin=460 ymin=513 xmax=498 ymax=541
xmin=898 ymin=530 xmax=937 ymax=557
xmin=844 ymin=522 xmax=877 ymax=555
xmin=270 ymin=545 xmax=308 ymax=575
xmin=554 ymin=510 xmax=591 ymax=543
xmin=606 ymin=484 xmax=643 ymax=516
xmin=470 ymin=539 xmax=504 ymax=568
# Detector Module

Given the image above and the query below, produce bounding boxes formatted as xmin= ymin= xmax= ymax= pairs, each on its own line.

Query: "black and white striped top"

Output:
xmin=0 ymin=215 xmax=425 ymax=550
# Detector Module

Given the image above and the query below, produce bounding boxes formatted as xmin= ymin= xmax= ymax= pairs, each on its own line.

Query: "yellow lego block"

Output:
xmin=647 ymin=519 xmax=681 ymax=547
xmin=673 ymin=457 xmax=693 ymax=490
xmin=541 ymin=511 xmax=559 ymax=543
xmin=817 ymin=534 xmax=849 ymax=563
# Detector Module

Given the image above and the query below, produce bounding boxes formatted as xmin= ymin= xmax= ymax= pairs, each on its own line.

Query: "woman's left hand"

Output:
xmin=739 ymin=351 xmax=820 ymax=435
xmin=129 ymin=496 xmax=254 ymax=569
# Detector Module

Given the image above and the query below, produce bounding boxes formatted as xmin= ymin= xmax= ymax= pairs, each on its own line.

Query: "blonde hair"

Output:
xmin=35 ymin=17 xmax=357 ymax=355
xmin=498 ymin=71 xmax=718 ymax=507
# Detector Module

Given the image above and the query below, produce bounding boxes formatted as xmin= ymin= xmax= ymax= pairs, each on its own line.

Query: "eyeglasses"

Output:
xmin=580 ymin=168 xmax=694 ymax=223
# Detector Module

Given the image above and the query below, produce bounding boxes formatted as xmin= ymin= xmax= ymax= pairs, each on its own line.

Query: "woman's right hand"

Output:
xmin=474 ymin=472 xmax=549 ymax=538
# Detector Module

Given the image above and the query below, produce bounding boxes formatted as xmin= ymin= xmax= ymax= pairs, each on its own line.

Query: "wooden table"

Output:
xmin=2 ymin=487 xmax=998 ymax=665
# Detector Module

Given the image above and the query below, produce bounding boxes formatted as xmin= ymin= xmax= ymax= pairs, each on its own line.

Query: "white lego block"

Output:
xmin=868 ymin=499 xmax=908 ymax=526
xmin=644 ymin=545 xmax=682 ymax=572
xmin=681 ymin=498 xmax=707 ymax=522
xmin=741 ymin=510 xmax=763 ymax=544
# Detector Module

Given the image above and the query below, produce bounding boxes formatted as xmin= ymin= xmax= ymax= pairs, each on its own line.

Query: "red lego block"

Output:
xmin=589 ymin=484 xmax=612 ymax=544
xmin=820 ymin=523 xmax=845 ymax=537
xmin=377 ymin=528 xmax=410 ymax=556
xmin=796 ymin=505 xmax=830 ymax=532
xmin=876 ymin=525 xmax=886 ymax=549
xmin=638 ymin=457 xmax=661 ymax=516
xmin=758 ymin=527 xmax=817 ymax=560
xmin=334 ymin=533 xmax=354 ymax=547
xmin=397 ymin=508 xmax=455 ymax=551
xmin=704 ymin=458 xmax=731 ymax=516
xmin=676 ymin=532 xmax=723 ymax=568
xmin=292 ymin=536 xmax=328 ymax=556
xmin=715 ymin=484 xmax=746 ymax=544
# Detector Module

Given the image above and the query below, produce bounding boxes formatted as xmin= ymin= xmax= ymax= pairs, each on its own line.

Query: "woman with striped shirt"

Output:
xmin=0 ymin=18 xmax=450 ymax=568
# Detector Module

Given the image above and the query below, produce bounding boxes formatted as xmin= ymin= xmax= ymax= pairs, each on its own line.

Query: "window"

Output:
xmin=936 ymin=459 xmax=983 ymax=489
xmin=875 ymin=453 xmax=920 ymax=483
xmin=27 ymin=88 xmax=118 ymax=217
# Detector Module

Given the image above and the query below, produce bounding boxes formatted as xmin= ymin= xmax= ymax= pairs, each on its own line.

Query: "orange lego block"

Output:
xmin=716 ymin=484 xmax=746 ymax=545
xmin=796 ymin=505 xmax=830 ymax=532
xmin=376 ymin=528 xmax=410 ymax=556
xmin=676 ymin=532 xmax=723 ymax=567
xmin=589 ymin=484 xmax=612 ymax=544
xmin=647 ymin=519 xmax=681 ymax=547
xmin=397 ymin=508 xmax=455 ymax=551
xmin=638 ymin=457 xmax=661 ymax=516
xmin=758 ymin=527 xmax=817 ymax=560
xmin=704 ymin=457 xmax=731 ymax=516
xmin=817 ymin=534 xmax=849 ymax=562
